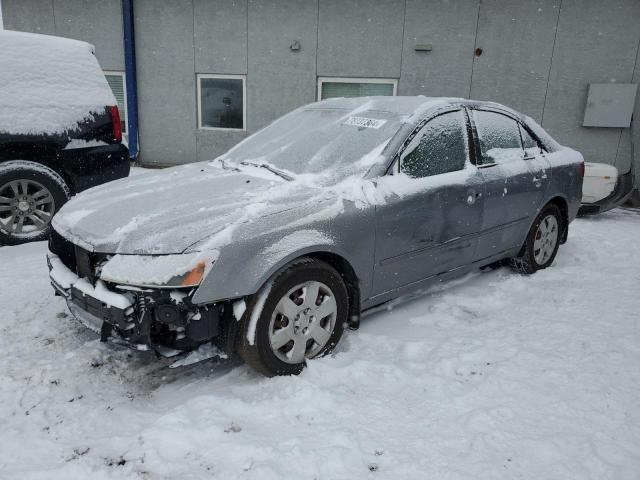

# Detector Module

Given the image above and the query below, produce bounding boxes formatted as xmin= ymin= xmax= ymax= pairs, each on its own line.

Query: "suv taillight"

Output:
xmin=109 ymin=106 xmax=122 ymax=143
xmin=579 ymin=161 xmax=585 ymax=178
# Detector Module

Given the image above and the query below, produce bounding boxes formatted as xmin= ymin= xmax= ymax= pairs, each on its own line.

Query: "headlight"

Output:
xmin=99 ymin=251 xmax=219 ymax=288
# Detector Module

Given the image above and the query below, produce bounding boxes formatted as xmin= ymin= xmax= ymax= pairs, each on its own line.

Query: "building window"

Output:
xmin=197 ymin=74 xmax=246 ymax=130
xmin=104 ymin=71 xmax=127 ymax=134
xmin=317 ymin=77 xmax=397 ymax=101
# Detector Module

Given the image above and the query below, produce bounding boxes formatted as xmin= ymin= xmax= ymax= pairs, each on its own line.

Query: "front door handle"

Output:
xmin=532 ymin=172 xmax=547 ymax=187
xmin=466 ymin=188 xmax=480 ymax=205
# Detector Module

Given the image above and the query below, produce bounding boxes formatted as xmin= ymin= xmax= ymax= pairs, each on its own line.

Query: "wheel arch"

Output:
xmin=0 ymin=141 xmax=72 ymax=193
xmin=251 ymin=246 xmax=362 ymax=326
xmin=546 ymin=195 xmax=569 ymax=244
xmin=192 ymin=239 xmax=363 ymax=324
xmin=516 ymin=195 xmax=569 ymax=257
xmin=303 ymin=251 xmax=361 ymax=330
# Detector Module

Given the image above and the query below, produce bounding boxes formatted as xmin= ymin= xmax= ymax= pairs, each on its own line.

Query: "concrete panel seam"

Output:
xmin=246 ymin=0 xmax=249 ymax=75
xmin=615 ymin=34 xmax=640 ymax=172
xmin=612 ymin=128 xmax=623 ymax=168
xmin=468 ymin=0 xmax=481 ymax=99
xmin=398 ymin=0 xmax=407 ymax=90
xmin=191 ymin=0 xmax=199 ymax=156
xmin=316 ymin=0 xmax=320 ymax=97
xmin=540 ymin=0 xmax=563 ymax=126
xmin=50 ymin=0 xmax=57 ymax=33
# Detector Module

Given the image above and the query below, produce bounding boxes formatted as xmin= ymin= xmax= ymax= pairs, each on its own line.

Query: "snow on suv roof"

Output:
xmin=0 ymin=30 xmax=115 ymax=135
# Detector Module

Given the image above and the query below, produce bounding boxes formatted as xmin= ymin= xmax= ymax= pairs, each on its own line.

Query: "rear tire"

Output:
xmin=0 ymin=161 xmax=70 ymax=245
xmin=237 ymin=257 xmax=348 ymax=377
xmin=510 ymin=203 xmax=563 ymax=274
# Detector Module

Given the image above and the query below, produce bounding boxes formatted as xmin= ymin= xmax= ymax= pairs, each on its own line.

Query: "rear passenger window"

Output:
xmin=401 ymin=110 xmax=468 ymax=178
xmin=473 ymin=110 xmax=523 ymax=165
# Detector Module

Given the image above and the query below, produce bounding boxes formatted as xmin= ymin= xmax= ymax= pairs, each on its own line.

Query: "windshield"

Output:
xmin=219 ymin=107 xmax=408 ymax=180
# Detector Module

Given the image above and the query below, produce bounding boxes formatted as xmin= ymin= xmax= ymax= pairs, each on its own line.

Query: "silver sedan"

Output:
xmin=47 ymin=97 xmax=584 ymax=376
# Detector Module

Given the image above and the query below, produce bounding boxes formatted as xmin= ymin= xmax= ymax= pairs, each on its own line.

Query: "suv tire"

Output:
xmin=0 ymin=161 xmax=70 ymax=245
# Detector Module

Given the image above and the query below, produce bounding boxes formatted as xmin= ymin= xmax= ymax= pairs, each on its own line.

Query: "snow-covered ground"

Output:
xmin=0 ymin=208 xmax=639 ymax=479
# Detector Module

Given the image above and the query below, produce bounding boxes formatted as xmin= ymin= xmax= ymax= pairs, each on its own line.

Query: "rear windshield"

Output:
xmin=221 ymin=107 xmax=408 ymax=179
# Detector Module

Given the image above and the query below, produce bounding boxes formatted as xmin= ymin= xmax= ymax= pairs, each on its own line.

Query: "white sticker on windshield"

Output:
xmin=342 ymin=116 xmax=387 ymax=129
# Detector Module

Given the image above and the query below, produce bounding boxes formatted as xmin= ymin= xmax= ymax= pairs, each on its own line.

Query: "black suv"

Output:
xmin=0 ymin=30 xmax=130 ymax=245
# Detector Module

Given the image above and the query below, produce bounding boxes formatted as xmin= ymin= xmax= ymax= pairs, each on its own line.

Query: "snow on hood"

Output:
xmin=52 ymin=163 xmax=314 ymax=254
xmin=0 ymin=30 xmax=115 ymax=135
xmin=52 ymin=138 xmax=478 ymax=255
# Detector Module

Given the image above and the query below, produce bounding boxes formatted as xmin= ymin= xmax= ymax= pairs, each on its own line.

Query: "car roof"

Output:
xmin=308 ymin=96 xmax=523 ymax=122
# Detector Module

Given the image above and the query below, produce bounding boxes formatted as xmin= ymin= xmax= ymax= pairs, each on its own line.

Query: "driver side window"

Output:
xmin=400 ymin=110 xmax=468 ymax=178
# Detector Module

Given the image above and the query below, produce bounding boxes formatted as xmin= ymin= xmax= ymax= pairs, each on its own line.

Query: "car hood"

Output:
xmin=52 ymin=162 xmax=315 ymax=254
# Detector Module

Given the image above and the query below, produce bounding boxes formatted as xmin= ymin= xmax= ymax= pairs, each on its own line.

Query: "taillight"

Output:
xmin=109 ymin=105 xmax=122 ymax=143
xmin=579 ymin=161 xmax=585 ymax=178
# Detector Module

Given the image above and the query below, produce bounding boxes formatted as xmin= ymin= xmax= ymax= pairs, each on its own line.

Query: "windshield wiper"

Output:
xmin=239 ymin=162 xmax=294 ymax=181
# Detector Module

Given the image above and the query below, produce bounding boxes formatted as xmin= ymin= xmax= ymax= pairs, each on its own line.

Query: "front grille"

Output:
xmin=49 ymin=229 xmax=100 ymax=282
xmin=49 ymin=229 xmax=76 ymax=272
xmin=75 ymin=247 xmax=95 ymax=281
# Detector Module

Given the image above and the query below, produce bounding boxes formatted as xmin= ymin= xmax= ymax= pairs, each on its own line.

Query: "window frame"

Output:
xmin=197 ymin=73 xmax=247 ymax=131
xmin=388 ymin=107 xmax=475 ymax=175
xmin=103 ymin=70 xmax=128 ymax=135
xmin=398 ymin=108 xmax=471 ymax=178
xmin=317 ymin=77 xmax=398 ymax=101
xmin=518 ymin=122 xmax=546 ymax=157
xmin=468 ymin=108 xmax=525 ymax=167
xmin=468 ymin=107 xmax=548 ymax=167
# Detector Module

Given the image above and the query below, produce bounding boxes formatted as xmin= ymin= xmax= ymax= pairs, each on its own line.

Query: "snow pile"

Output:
xmin=1 ymin=210 xmax=640 ymax=478
xmin=0 ymin=30 xmax=115 ymax=135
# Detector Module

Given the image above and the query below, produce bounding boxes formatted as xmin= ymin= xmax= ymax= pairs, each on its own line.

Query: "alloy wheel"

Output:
xmin=0 ymin=179 xmax=55 ymax=236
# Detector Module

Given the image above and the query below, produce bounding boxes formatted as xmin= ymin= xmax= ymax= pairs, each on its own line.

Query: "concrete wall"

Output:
xmin=2 ymin=0 xmax=124 ymax=70
xmin=2 ymin=0 xmax=640 ymax=182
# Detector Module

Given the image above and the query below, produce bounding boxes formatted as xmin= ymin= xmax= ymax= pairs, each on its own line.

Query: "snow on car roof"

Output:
xmin=308 ymin=96 xmax=463 ymax=117
xmin=0 ymin=30 xmax=116 ymax=135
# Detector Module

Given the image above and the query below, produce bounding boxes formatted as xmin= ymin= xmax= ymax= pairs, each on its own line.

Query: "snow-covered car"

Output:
xmin=579 ymin=161 xmax=635 ymax=215
xmin=0 ymin=30 xmax=130 ymax=245
xmin=47 ymin=97 xmax=584 ymax=376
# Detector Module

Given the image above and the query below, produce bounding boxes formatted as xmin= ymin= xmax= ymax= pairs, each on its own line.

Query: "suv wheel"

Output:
xmin=0 ymin=161 xmax=70 ymax=245
xmin=510 ymin=203 xmax=563 ymax=274
xmin=237 ymin=258 xmax=348 ymax=376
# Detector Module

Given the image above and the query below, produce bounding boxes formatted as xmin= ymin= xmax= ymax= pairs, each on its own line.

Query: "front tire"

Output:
xmin=237 ymin=258 xmax=349 ymax=376
xmin=0 ymin=161 xmax=70 ymax=245
xmin=510 ymin=203 xmax=563 ymax=274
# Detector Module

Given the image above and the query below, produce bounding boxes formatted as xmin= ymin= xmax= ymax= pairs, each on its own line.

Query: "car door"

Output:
xmin=470 ymin=109 xmax=551 ymax=260
xmin=519 ymin=122 xmax=552 ymax=200
xmin=371 ymin=109 xmax=484 ymax=297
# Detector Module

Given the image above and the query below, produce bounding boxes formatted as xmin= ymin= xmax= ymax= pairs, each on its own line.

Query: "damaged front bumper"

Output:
xmin=47 ymin=253 xmax=231 ymax=356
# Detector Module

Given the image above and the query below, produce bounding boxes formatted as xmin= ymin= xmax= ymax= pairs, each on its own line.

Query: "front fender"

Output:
xmin=191 ymin=230 xmax=356 ymax=304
